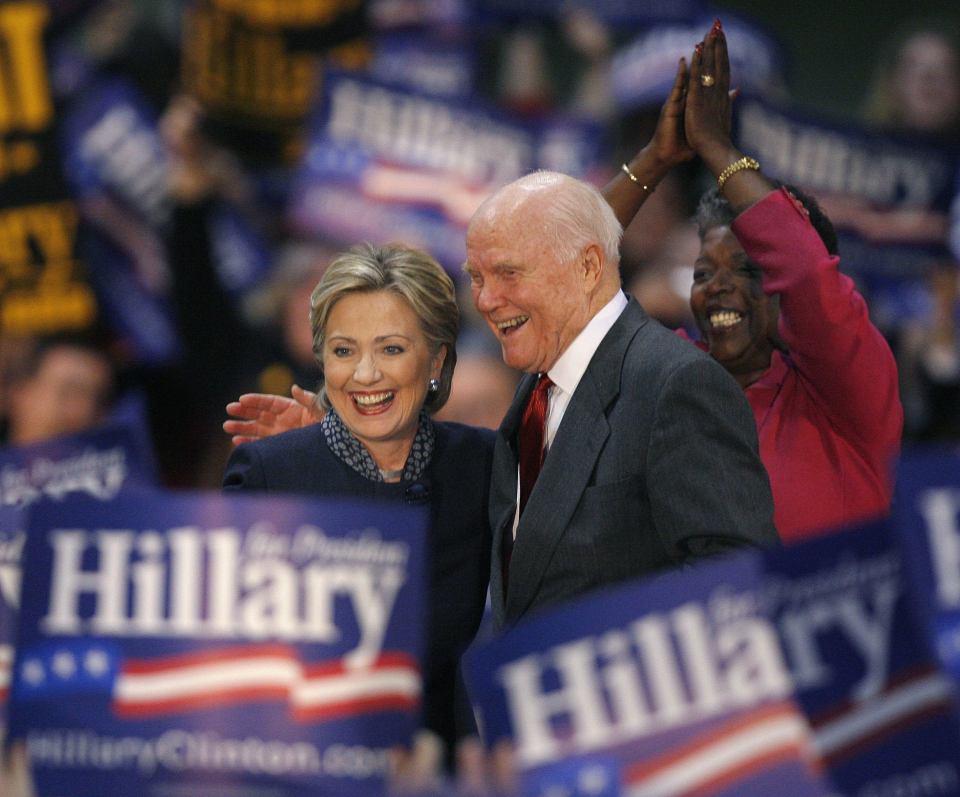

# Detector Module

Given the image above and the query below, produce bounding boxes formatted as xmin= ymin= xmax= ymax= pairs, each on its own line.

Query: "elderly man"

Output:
xmin=464 ymin=170 xmax=777 ymax=628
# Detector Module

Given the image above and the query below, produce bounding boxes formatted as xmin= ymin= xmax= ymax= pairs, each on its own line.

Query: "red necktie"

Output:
xmin=503 ymin=374 xmax=553 ymax=600
xmin=518 ymin=374 xmax=554 ymax=516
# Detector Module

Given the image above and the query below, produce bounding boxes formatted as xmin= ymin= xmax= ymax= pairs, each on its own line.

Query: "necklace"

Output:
xmin=379 ymin=468 xmax=404 ymax=481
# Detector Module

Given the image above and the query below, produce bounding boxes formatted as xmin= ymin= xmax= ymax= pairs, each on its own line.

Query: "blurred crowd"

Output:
xmin=1 ymin=0 xmax=959 ymax=487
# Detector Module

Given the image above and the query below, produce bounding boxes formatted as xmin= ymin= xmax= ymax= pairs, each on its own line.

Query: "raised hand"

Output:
xmin=684 ymin=19 xmax=735 ymax=160
xmin=223 ymin=384 xmax=322 ymax=446
xmin=648 ymin=56 xmax=696 ymax=168
xmin=686 ymin=19 xmax=773 ymax=210
xmin=602 ymin=57 xmax=694 ymax=228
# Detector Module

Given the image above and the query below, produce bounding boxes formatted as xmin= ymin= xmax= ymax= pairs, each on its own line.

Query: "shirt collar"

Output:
xmin=547 ymin=291 xmax=628 ymax=396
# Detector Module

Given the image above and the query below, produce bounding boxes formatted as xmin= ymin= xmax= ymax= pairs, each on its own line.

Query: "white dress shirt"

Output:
xmin=512 ymin=290 xmax=628 ymax=538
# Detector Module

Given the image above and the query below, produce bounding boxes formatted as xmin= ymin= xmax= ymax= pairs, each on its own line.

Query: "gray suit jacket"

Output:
xmin=490 ymin=298 xmax=777 ymax=628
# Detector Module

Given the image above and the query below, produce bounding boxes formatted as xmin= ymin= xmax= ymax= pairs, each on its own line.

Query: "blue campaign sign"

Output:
xmin=0 ymin=424 xmax=158 ymax=509
xmin=8 ymin=492 xmax=427 ymax=796
xmin=371 ymin=31 xmax=476 ymax=98
xmin=761 ymin=521 xmax=960 ymax=796
xmin=893 ymin=446 xmax=960 ymax=682
xmin=464 ymin=552 xmax=830 ymax=797
xmin=60 ymin=76 xmax=170 ymax=229
xmin=0 ymin=505 xmax=24 ymax=728
xmin=0 ymin=422 xmax=155 ymax=735
xmin=733 ymin=95 xmax=959 ymax=325
xmin=287 ymin=71 xmax=603 ymax=273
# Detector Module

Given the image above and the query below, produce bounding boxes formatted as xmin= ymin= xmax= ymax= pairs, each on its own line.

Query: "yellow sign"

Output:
xmin=0 ymin=203 xmax=97 ymax=335
xmin=183 ymin=3 xmax=319 ymax=123
xmin=0 ymin=2 xmax=52 ymax=134
xmin=211 ymin=0 xmax=364 ymax=28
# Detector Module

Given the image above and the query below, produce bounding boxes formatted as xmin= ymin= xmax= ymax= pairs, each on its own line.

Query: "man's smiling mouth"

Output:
xmin=496 ymin=315 xmax=529 ymax=334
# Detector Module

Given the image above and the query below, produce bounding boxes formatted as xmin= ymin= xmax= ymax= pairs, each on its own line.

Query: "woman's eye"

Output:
xmin=332 ymin=347 xmax=351 ymax=357
xmin=692 ymin=269 xmax=708 ymax=282
xmin=384 ymin=345 xmax=404 ymax=355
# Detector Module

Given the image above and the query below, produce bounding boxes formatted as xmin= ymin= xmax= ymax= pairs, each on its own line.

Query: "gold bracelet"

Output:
xmin=621 ymin=163 xmax=654 ymax=194
xmin=717 ymin=156 xmax=760 ymax=190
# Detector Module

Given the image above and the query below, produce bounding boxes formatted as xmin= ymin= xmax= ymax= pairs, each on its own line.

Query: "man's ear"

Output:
xmin=580 ymin=243 xmax=604 ymax=291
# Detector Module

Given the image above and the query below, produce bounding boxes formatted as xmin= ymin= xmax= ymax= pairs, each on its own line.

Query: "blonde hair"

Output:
xmin=310 ymin=243 xmax=459 ymax=412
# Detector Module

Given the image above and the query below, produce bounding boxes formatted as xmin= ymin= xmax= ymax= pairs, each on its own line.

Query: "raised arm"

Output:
xmin=601 ymin=57 xmax=694 ymax=228
xmin=223 ymin=384 xmax=322 ymax=445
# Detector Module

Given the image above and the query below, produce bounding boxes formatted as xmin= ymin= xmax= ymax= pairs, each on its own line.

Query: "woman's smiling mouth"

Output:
xmin=709 ymin=310 xmax=744 ymax=330
xmin=351 ymin=391 xmax=395 ymax=413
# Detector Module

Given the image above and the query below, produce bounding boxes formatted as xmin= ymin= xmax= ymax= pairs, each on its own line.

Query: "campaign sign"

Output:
xmin=893 ymin=446 xmax=960 ymax=684
xmin=0 ymin=424 xmax=158 ymax=509
xmin=734 ymin=95 xmax=959 ymax=325
xmin=371 ymin=32 xmax=476 ymax=99
xmin=8 ymin=492 xmax=427 ymax=796
xmin=0 ymin=505 xmax=23 ymax=729
xmin=464 ymin=553 xmax=830 ymax=797
xmin=288 ymin=71 xmax=603 ymax=273
xmin=60 ymin=76 xmax=170 ymax=229
xmin=761 ymin=522 xmax=960 ymax=796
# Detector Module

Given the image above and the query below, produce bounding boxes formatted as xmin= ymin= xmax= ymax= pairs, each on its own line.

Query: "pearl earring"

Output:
xmin=428 ymin=378 xmax=440 ymax=393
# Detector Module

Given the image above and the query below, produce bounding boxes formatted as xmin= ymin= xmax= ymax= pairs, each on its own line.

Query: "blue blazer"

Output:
xmin=490 ymin=298 xmax=778 ymax=628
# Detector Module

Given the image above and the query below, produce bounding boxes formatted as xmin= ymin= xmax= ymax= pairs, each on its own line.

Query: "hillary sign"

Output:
xmin=466 ymin=522 xmax=960 ymax=796
xmin=895 ymin=447 xmax=960 ymax=683
xmin=288 ymin=70 xmax=602 ymax=272
xmin=464 ymin=554 xmax=830 ymax=796
xmin=7 ymin=492 xmax=427 ymax=796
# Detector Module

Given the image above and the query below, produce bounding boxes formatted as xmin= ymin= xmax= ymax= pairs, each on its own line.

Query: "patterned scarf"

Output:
xmin=321 ymin=409 xmax=434 ymax=482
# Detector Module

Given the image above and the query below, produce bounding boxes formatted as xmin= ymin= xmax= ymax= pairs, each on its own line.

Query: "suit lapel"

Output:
xmin=505 ymin=300 xmax=649 ymax=621
xmin=489 ymin=373 xmax=536 ymax=625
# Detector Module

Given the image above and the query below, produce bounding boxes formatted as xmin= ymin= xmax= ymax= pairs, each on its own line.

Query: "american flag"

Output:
xmin=16 ymin=641 xmax=421 ymax=722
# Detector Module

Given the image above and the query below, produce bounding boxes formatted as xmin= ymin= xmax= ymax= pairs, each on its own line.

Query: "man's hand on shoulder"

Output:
xmin=223 ymin=384 xmax=323 ymax=446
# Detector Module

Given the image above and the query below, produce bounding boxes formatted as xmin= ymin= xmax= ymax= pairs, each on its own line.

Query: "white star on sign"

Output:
xmin=579 ymin=765 xmax=610 ymax=794
xmin=22 ymin=659 xmax=44 ymax=685
xmin=51 ymin=650 xmax=77 ymax=679
xmin=84 ymin=648 xmax=110 ymax=677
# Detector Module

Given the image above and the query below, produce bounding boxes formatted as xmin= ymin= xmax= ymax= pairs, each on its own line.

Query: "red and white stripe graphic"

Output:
xmin=113 ymin=644 xmax=420 ymax=721
xmin=360 ymin=163 xmax=492 ymax=225
xmin=0 ymin=643 xmax=12 ymax=702
xmin=812 ymin=667 xmax=956 ymax=765
xmin=622 ymin=701 xmax=818 ymax=797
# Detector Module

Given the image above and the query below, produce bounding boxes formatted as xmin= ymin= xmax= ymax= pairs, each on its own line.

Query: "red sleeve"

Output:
xmin=731 ymin=188 xmax=902 ymax=448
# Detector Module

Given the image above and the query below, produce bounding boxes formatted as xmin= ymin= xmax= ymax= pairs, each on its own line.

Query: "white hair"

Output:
xmin=482 ymin=171 xmax=623 ymax=268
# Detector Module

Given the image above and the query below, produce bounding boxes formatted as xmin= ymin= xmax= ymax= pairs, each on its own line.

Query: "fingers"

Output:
xmin=670 ymin=56 xmax=688 ymax=101
xmin=387 ymin=731 xmax=443 ymax=795
xmin=225 ymin=401 xmax=260 ymax=421
xmin=714 ymin=20 xmax=730 ymax=90
xmin=291 ymin=384 xmax=319 ymax=410
xmin=223 ymin=418 xmax=255 ymax=434
xmin=237 ymin=393 xmax=279 ymax=411
xmin=689 ymin=38 xmax=704 ymax=90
